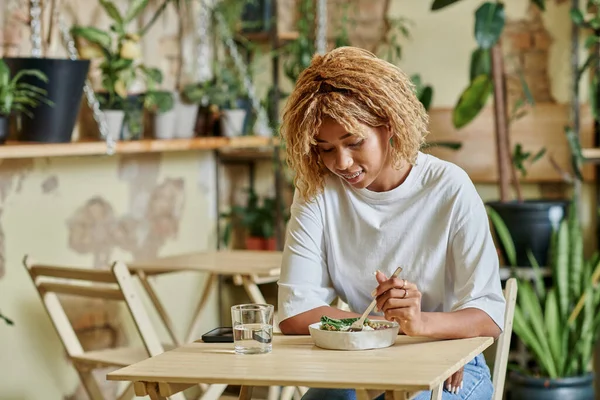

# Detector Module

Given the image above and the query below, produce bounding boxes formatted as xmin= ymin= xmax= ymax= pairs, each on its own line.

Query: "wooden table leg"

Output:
xmin=147 ymin=382 xmax=167 ymax=400
xmin=356 ymin=389 xmax=371 ymax=400
xmin=185 ymin=272 xmax=217 ymax=343
xmin=136 ymin=271 xmax=181 ymax=346
xmin=385 ymin=390 xmax=408 ymax=400
xmin=241 ymin=275 xmax=267 ymax=304
xmin=239 ymin=385 xmax=254 ymax=400
xmin=430 ymin=383 xmax=443 ymax=400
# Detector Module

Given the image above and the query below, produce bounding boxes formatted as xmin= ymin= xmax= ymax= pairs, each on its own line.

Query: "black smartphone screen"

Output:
xmin=202 ymin=327 xmax=234 ymax=343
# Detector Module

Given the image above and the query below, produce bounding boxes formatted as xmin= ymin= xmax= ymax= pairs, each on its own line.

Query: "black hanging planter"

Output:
xmin=509 ymin=372 xmax=595 ymax=400
xmin=487 ymin=199 xmax=570 ymax=267
xmin=4 ymin=58 xmax=90 ymax=143
xmin=0 ymin=115 xmax=8 ymax=144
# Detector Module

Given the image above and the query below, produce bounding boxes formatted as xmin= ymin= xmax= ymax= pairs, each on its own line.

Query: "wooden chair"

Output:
xmin=23 ymin=255 xmax=226 ymax=400
xmin=492 ymin=277 xmax=518 ymax=400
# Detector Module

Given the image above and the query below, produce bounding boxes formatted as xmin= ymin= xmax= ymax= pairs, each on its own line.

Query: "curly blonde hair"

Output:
xmin=281 ymin=46 xmax=429 ymax=201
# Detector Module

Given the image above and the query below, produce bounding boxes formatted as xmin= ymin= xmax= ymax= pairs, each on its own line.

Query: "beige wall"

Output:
xmin=0 ymin=0 xmax=597 ymax=399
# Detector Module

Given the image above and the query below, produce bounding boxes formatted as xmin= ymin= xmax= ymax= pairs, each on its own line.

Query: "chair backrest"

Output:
xmin=492 ymin=277 xmax=518 ymax=400
xmin=23 ymin=255 xmax=165 ymax=361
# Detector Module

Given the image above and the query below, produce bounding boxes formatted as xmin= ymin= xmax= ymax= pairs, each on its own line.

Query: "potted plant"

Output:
xmin=431 ymin=0 xmax=564 ymax=267
xmin=3 ymin=3 xmax=89 ymax=143
xmin=71 ymin=0 xmax=163 ymax=141
xmin=220 ymin=189 xmax=283 ymax=251
xmin=0 ymin=59 xmax=53 ymax=144
xmin=144 ymin=90 xmax=175 ymax=139
xmin=487 ymin=196 xmax=598 ymax=399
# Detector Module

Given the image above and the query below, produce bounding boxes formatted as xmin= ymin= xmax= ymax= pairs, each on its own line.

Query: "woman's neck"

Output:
xmin=367 ymin=161 xmax=413 ymax=192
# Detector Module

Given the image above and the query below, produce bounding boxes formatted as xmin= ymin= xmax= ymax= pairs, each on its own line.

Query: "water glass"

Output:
xmin=231 ymin=304 xmax=274 ymax=354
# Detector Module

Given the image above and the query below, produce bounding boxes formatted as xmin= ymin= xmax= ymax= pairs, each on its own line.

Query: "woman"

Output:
xmin=277 ymin=46 xmax=505 ymax=400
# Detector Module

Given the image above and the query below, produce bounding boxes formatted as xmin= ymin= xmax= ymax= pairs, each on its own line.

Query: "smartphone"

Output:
xmin=201 ymin=326 xmax=234 ymax=343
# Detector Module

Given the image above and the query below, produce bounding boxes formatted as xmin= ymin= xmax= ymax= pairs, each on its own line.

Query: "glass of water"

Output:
xmin=231 ymin=303 xmax=274 ymax=354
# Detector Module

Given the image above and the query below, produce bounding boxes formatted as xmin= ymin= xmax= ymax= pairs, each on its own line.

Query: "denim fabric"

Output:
xmin=300 ymin=353 xmax=493 ymax=400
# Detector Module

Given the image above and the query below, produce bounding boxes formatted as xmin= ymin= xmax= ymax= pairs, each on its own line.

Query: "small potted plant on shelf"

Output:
xmin=144 ymin=90 xmax=175 ymax=139
xmin=0 ymin=59 xmax=52 ymax=144
xmin=71 ymin=0 xmax=163 ymax=141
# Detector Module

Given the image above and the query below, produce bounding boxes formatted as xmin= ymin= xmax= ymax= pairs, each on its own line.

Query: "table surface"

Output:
xmin=128 ymin=250 xmax=282 ymax=276
xmin=107 ymin=334 xmax=493 ymax=392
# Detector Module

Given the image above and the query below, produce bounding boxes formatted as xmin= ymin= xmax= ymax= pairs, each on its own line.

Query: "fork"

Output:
xmin=349 ymin=266 xmax=403 ymax=332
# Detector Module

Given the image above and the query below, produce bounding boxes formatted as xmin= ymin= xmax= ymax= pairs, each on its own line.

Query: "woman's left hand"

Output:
xmin=374 ymin=270 xmax=426 ymax=336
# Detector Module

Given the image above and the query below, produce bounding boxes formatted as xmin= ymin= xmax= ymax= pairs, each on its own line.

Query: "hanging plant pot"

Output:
xmin=4 ymin=58 xmax=90 ymax=143
xmin=0 ymin=115 xmax=8 ymax=144
xmin=509 ymin=372 xmax=595 ymax=400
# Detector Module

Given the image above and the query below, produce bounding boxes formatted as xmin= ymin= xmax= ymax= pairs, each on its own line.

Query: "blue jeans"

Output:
xmin=301 ymin=353 xmax=493 ymax=400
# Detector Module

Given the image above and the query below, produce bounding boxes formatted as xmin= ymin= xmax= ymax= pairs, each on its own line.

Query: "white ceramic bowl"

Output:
xmin=308 ymin=321 xmax=400 ymax=351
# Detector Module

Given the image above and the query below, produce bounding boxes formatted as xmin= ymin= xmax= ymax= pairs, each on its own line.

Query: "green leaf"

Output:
xmin=99 ymin=0 xmax=123 ymax=25
xmin=590 ymin=74 xmax=599 ymax=121
xmin=430 ymin=0 xmax=465 ymax=10
xmin=513 ymin=307 xmax=557 ymax=378
xmin=565 ymin=126 xmax=584 ymax=181
xmin=544 ymin=289 xmax=562 ymax=374
xmin=570 ymin=8 xmax=585 ymax=26
xmin=555 ymin=220 xmax=570 ymax=322
xmin=486 ymin=205 xmax=517 ymax=266
xmin=526 ymin=249 xmax=546 ymax=301
xmin=532 ymin=148 xmax=546 ymax=162
xmin=125 ymin=0 xmax=149 ymax=23
xmin=474 ymin=2 xmax=506 ymax=49
xmin=71 ymin=26 xmax=112 ymax=51
xmin=452 ymin=74 xmax=493 ymax=129
xmin=0 ymin=60 xmax=9 ymax=87
xmin=569 ymin=203 xmax=583 ymax=299
xmin=419 ymin=87 xmax=433 ymax=111
xmin=584 ymin=35 xmax=598 ymax=49
xmin=423 ymin=141 xmax=462 ymax=150
xmin=469 ymin=48 xmax=491 ymax=81
xmin=12 ymin=69 xmax=48 ymax=85
xmin=139 ymin=66 xmax=163 ymax=84
xmin=532 ymin=0 xmax=545 ymax=11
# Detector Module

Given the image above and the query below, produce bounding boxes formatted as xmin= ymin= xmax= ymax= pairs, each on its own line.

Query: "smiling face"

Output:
xmin=315 ymin=118 xmax=403 ymax=192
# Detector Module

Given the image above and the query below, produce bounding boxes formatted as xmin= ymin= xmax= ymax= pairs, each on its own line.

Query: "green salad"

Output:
xmin=319 ymin=316 xmax=389 ymax=331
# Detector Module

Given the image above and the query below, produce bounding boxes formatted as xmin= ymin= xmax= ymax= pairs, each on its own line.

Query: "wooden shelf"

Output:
xmin=0 ymin=136 xmax=275 ymax=160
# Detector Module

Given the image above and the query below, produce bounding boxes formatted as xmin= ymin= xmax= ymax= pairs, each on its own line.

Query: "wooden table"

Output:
xmin=107 ymin=334 xmax=494 ymax=400
xmin=129 ymin=250 xmax=282 ymax=345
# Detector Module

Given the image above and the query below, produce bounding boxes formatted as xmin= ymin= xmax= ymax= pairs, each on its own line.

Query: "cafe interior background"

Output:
xmin=2 ymin=0 xmax=600 ymax=398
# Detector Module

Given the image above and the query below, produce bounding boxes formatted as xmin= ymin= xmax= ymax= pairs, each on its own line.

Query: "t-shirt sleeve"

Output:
xmin=448 ymin=176 xmax=506 ymax=332
xmin=277 ymin=191 xmax=337 ymax=323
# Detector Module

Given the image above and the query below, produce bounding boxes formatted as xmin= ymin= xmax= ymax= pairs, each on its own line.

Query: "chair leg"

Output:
xmin=76 ymin=369 xmax=106 ymax=400
xmin=430 ymin=383 xmax=443 ymax=400
xmin=267 ymin=386 xmax=282 ymax=400
xmin=117 ymin=382 xmax=136 ymax=400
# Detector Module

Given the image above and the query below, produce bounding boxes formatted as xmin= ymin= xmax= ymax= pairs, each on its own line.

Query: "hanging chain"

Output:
xmin=58 ymin=16 xmax=115 ymax=154
xmin=316 ymin=0 xmax=327 ymax=54
xmin=205 ymin=1 xmax=271 ymax=137
xmin=196 ymin=0 xmax=212 ymax=82
xmin=29 ymin=0 xmax=43 ymax=57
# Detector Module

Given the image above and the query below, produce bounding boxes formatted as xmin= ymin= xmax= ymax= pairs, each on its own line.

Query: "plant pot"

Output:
xmin=509 ymin=371 xmax=595 ymax=399
xmin=4 ymin=57 xmax=90 ymax=143
xmin=241 ymin=0 xmax=273 ymax=33
xmin=121 ymin=94 xmax=145 ymax=140
xmin=0 ymin=116 xmax=8 ymax=144
xmin=486 ymin=199 xmax=569 ymax=267
xmin=246 ymin=237 xmax=265 ymax=250
xmin=174 ymin=93 xmax=199 ymax=139
xmin=265 ymin=237 xmax=277 ymax=251
xmin=221 ymin=109 xmax=247 ymax=137
xmin=102 ymin=110 xmax=125 ymax=142
xmin=154 ymin=109 xmax=176 ymax=140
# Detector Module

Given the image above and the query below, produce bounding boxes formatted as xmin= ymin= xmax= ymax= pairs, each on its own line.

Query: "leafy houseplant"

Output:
xmin=487 ymin=199 xmax=599 ymax=399
xmin=220 ymin=189 xmax=286 ymax=251
xmin=431 ymin=0 xmax=566 ymax=268
xmin=71 ymin=0 xmax=163 ymax=140
xmin=0 ymin=59 xmax=52 ymax=143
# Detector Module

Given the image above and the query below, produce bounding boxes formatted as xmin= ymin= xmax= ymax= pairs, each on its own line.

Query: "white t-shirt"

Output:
xmin=277 ymin=151 xmax=506 ymax=331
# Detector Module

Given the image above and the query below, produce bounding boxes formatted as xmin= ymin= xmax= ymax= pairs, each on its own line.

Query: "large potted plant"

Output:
xmin=71 ymin=0 xmax=163 ymax=141
xmin=3 ymin=1 xmax=89 ymax=143
xmin=488 ymin=196 xmax=598 ymax=399
xmin=0 ymin=59 xmax=52 ymax=144
xmin=431 ymin=0 xmax=566 ymax=267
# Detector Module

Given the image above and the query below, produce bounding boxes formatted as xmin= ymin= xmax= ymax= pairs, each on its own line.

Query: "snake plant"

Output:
xmin=487 ymin=200 xmax=600 ymax=378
